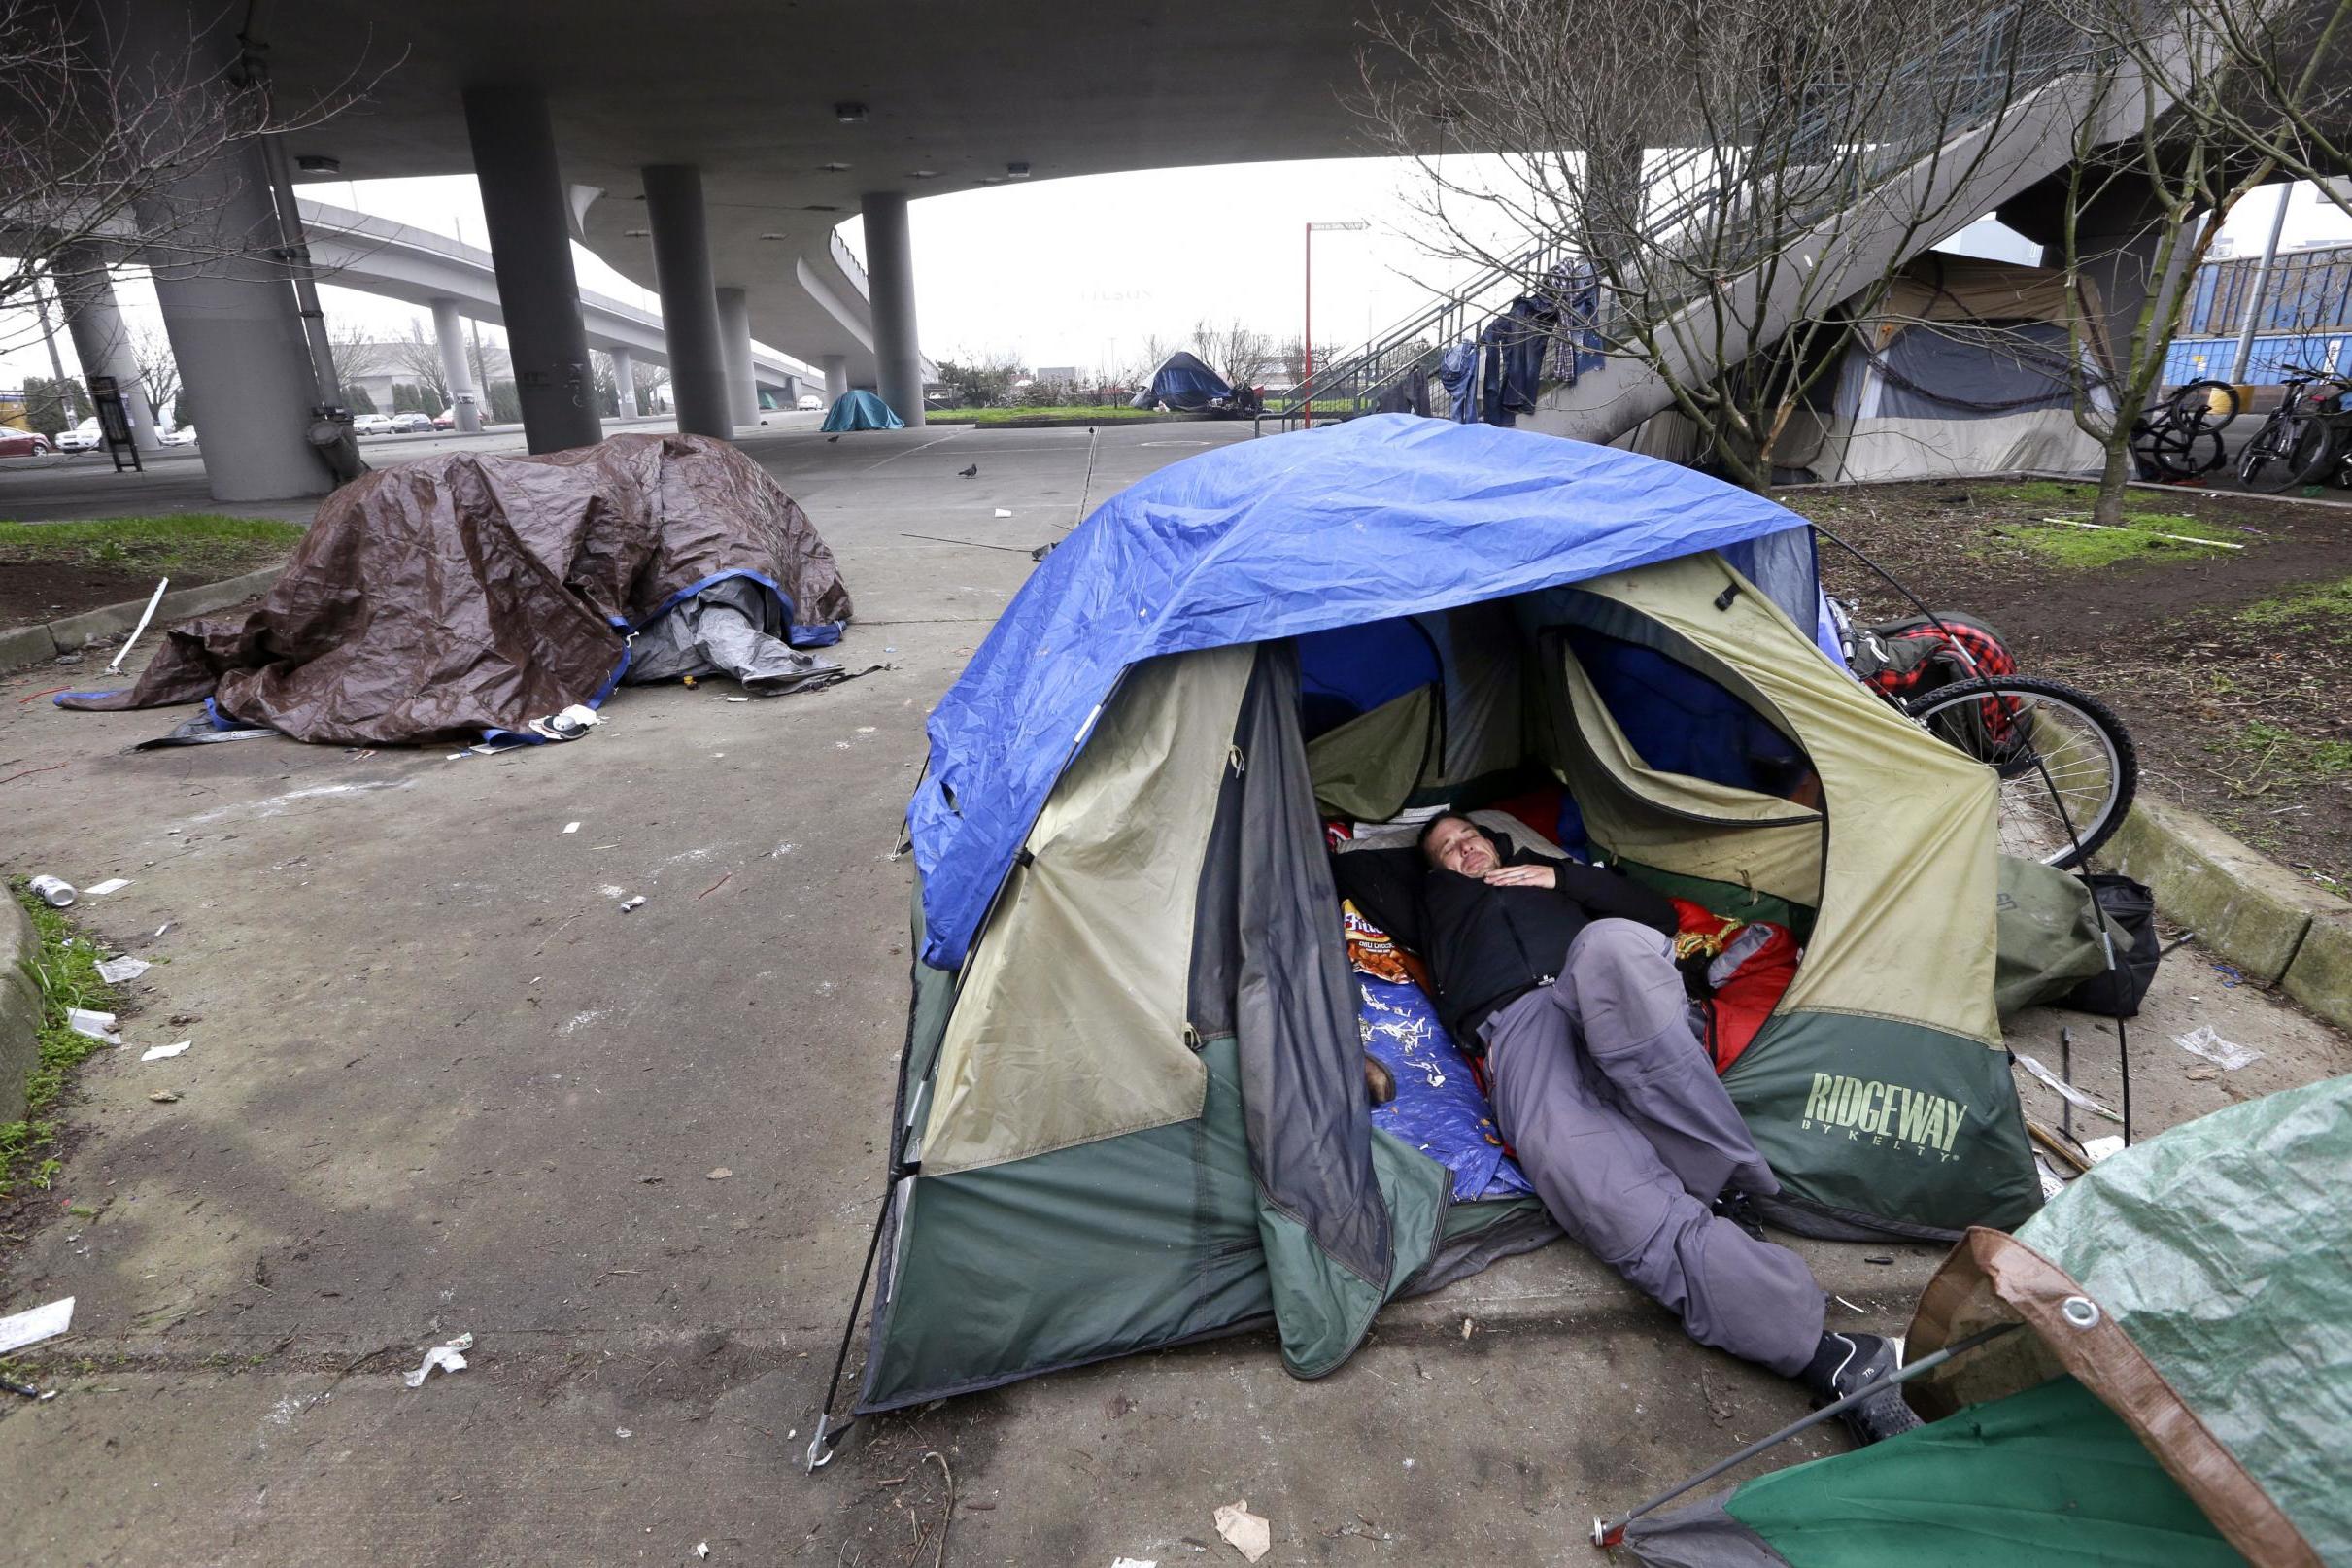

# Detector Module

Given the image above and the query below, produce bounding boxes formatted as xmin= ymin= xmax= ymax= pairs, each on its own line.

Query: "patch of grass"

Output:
xmin=0 ymin=514 xmax=303 ymax=581
xmin=1 ymin=883 xmax=119 ymax=1200
xmin=1999 ymin=513 xmax=2240 ymax=569
xmin=2238 ymin=576 xmax=2352 ymax=643
xmin=2205 ymin=718 xmax=2352 ymax=801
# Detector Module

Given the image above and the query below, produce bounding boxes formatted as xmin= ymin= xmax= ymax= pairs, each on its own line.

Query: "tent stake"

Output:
xmin=1590 ymin=1322 xmax=2021 ymax=1548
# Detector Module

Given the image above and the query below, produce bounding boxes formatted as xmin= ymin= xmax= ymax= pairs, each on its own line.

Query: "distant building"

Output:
xmin=2168 ymin=240 xmax=2352 ymax=385
xmin=1032 ymin=366 xmax=1079 ymax=384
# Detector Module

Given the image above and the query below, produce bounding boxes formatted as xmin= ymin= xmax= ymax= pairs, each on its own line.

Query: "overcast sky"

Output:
xmin=6 ymin=158 xmax=2350 ymax=391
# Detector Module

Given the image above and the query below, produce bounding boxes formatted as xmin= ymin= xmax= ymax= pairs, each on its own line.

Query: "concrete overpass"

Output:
xmin=43 ymin=0 xmax=1406 ymax=499
xmin=295 ymin=199 xmax=830 ymax=411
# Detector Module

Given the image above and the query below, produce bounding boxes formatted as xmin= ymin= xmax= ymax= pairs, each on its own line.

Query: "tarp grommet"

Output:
xmin=2061 ymin=1295 xmax=2101 ymax=1329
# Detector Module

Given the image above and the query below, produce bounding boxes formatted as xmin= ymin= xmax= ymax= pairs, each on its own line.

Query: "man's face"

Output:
xmin=1424 ymin=817 xmax=1498 ymax=878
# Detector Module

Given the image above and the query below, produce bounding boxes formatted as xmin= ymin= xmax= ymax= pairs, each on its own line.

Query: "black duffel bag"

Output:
xmin=2059 ymin=873 xmax=2162 ymax=1017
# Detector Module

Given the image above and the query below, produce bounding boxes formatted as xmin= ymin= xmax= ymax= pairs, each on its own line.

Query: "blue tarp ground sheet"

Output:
xmin=821 ymin=390 xmax=903 ymax=432
xmin=1359 ymin=975 xmax=1534 ymax=1203
xmin=910 ymin=414 xmax=1827 ymax=971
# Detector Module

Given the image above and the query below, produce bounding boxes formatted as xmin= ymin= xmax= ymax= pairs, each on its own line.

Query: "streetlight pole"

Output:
xmin=1303 ymin=220 xmax=1368 ymax=427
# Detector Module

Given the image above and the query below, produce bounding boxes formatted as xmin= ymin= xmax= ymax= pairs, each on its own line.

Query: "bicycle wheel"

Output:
xmin=2240 ymin=411 xmax=2315 ymax=492
xmin=2138 ymin=421 xmax=2221 ymax=480
xmin=2285 ymin=417 xmax=2345 ymax=488
xmin=2168 ymin=379 xmax=2239 ymax=432
xmin=1905 ymin=675 xmax=2137 ymax=869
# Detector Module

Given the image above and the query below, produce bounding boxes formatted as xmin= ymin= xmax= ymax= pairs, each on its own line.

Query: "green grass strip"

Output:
xmin=3 ymin=883 xmax=120 ymax=1200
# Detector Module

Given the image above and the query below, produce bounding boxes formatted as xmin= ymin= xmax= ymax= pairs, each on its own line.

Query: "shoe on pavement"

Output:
xmin=1802 ymin=1332 xmax=1924 ymax=1446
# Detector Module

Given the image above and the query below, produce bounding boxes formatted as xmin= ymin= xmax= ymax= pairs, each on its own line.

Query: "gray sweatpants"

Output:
xmin=1482 ymin=919 xmax=1824 ymax=1377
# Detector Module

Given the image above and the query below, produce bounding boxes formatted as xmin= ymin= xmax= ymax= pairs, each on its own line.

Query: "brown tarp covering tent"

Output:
xmin=57 ymin=434 xmax=854 ymax=746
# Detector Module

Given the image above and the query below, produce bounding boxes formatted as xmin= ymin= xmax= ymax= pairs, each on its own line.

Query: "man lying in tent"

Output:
xmin=1415 ymin=812 xmax=1920 ymax=1445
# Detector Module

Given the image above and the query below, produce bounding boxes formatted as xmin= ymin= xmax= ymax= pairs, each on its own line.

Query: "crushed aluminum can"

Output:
xmin=28 ymin=876 xmax=76 ymax=907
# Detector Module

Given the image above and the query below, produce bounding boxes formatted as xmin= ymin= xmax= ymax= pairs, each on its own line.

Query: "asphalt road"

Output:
xmin=1 ymin=422 xmax=2343 ymax=1566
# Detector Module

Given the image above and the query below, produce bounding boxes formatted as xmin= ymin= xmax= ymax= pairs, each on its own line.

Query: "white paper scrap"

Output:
xmin=402 ymin=1332 xmax=474 ymax=1387
xmin=993 ymin=508 xmax=1013 ymax=518
xmin=67 ymin=1007 xmax=119 ymax=1042
xmin=96 ymin=955 xmax=152 ymax=984
xmin=141 ymin=1040 xmax=192 ymax=1062
xmin=2082 ymin=1136 xmax=2127 ymax=1164
xmin=1109 ymin=1560 xmax=1159 ymax=1568
xmin=2013 ymin=1052 xmax=2122 ymax=1123
xmin=2174 ymin=1025 xmax=2262 ymax=1072
xmin=0 ymin=1295 xmax=75 ymax=1353
xmin=85 ymin=878 xmax=132 ymax=897
xmin=1213 ymin=1500 xmax=1272 ymax=1563
xmin=562 ymin=822 xmax=581 ymax=835
xmin=2032 ymin=1154 xmax=2068 ymax=1200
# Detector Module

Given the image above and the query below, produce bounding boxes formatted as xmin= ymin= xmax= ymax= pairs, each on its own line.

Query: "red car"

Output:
xmin=0 ymin=429 xmax=55 ymax=457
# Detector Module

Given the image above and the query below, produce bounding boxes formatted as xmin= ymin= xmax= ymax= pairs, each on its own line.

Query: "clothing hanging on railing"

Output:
xmin=1481 ymin=299 xmax=1551 ymax=426
xmin=1438 ymin=342 xmax=1481 ymax=424
xmin=1540 ymin=261 xmax=1608 ymax=387
xmin=1374 ymin=366 xmax=1434 ymax=418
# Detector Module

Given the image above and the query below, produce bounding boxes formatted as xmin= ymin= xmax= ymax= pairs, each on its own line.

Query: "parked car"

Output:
xmin=389 ymin=411 xmax=435 ymax=433
xmin=797 ymin=393 xmax=823 ymax=411
xmin=54 ymin=417 xmax=104 ymax=452
xmin=432 ymin=408 xmax=457 ymax=429
xmin=0 ymin=428 xmax=55 ymax=457
xmin=162 ymin=425 xmax=198 ymax=446
xmin=352 ymin=413 xmax=398 ymax=435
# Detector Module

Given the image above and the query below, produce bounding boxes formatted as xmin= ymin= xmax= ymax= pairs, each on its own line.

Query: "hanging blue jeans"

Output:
xmin=1438 ymin=341 xmax=1481 ymax=424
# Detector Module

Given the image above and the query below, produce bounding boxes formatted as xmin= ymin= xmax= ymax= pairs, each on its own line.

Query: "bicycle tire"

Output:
xmin=2240 ymin=411 xmax=2315 ymax=492
xmin=1904 ymin=674 xmax=2137 ymax=869
xmin=2168 ymin=378 xmax=2239 ymax=432
xmin=2285 ymin=417 xmax=2345 ymax=488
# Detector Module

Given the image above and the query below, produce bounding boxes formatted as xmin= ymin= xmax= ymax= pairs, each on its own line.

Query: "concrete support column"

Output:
xmin=429 ymin=296 xmax=482 ymax=434
xmin=461 ymin=83 xmax=601 ymax=453
xmin=715 ymin=286 xmax=758 ymax=427
xmin=821 ymin=354 xmax=850 ymax=404
xmin=52 ymin=247 xmax=162 ymax=450
xmin=641 ymin=164 xmax=732 ymax=439
xmin=859 ymin=191 xmax=925 ymax=427
xmin=610 ymin=347 xmax=640 ymax=418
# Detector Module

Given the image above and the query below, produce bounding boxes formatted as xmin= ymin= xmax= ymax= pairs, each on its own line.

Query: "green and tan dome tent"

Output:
xmin=814 ymin=418 xmax=2043 ymax=1450
xmin=1619 ymin=1075 xmax=2351 ymax=1567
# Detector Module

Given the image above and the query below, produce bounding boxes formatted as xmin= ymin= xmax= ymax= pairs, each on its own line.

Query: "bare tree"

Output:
xmin=391 ymin=319 xmax=451 ymax=410
xmin=126 ymin=318 xmax=178 ymax=419
xmin=2066 ymin=0 xmax=2352 ymax=221
xmin=2038 ymin=0 xmax=2351 ymax=522
xmin=1190 ymin=319 xmax=1278 ymax=390
xmin=326 ymin=318 xmax=388 ymax=384
xmin=1358 ymin=0 xmax=2096 ymax=489
xmin=631 ymin=358 xmax=669 ymax=414
xmin=0 ymin=1 xmax=384 ymax=357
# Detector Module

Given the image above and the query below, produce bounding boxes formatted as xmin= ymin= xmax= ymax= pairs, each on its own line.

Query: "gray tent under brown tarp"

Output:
xmin=56 ymin=433 xmax=855 ymax=746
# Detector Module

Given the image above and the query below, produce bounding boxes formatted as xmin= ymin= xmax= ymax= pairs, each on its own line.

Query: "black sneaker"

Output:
xmin=1802 ymin=1332 xmax=1923 ymax=1446
xmin=1712 ymin=1187 xmax=1767 ymax=1242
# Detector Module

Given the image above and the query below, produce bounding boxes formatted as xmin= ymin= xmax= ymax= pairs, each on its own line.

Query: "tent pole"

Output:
xmin=1591 ymin=1321 xmax=2022 ymax=1547
xmin=805 ymin=1182 xmax=897 ymax=1473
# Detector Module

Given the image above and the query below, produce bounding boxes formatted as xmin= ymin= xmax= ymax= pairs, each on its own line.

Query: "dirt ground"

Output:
xmin=1784 ymin=478 xmax=2352 ymax=898
xmin=0 ymin=518 xmax=301 ymax=629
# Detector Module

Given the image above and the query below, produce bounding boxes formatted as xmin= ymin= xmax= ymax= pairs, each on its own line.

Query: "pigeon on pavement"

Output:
xmin=958 ymin=462 xmax=979 ymax=478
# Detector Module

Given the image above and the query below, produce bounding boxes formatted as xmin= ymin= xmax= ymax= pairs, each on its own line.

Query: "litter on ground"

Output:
xmin=84 ymin=878 xmax=132 ymax=896
xmin=402 ymin=1332 xmax=474 ymax=1388
xmin=2174 ymin=1024 xmax=2262 ymax=1071
xmin=28 ymin=875 xmax=76 ymax=906
xmin=96 ymin=955 xmax=151 ymax=984
xmin=140 ymin=1040 xmax=192 ymax=1062
xmin=2012 ymin=1052 xmax=2122 ymax=1122
xmin=2082 ymin=1136 xmax=2127 ymax=1163
xmin=562 ymin=822 xmax=581 ymax=835
xmin=620 ymin=895 xmax=647 ymax=912
xmin=1213 ymin=1500 xmax=1272 ymax=1563
xmin=0 ymin=1295 xmax=74 ymax=1353
xmin=67 ymin=1008 xmax=119 ymax=1042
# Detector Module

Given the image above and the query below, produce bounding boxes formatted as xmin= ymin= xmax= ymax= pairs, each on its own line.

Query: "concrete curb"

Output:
xmin=1 ymin=564 xmax=283 ymax=673
xmin=1 ymin=893 xmax=42 ymax=1126
xmin=2105 ymin=795 xmax=2351 ymax=1033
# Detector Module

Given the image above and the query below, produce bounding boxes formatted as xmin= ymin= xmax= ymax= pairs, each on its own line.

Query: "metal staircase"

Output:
xmin=1264 ymin=4 xmax=2134 ymax=438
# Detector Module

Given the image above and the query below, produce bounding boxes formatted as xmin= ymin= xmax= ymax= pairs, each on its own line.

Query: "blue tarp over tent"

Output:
xmin=1131 ymin=350 xmax=1235 ymax=411
xmin=822 ymin=390 xmax=904 ymax=432
xmin=910 ymin=414 xmax=1836 ymax=970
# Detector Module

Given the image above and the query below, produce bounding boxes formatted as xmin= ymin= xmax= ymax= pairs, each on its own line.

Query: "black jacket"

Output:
xmin=1420 ymin=834 xmax=1678 ymax=1049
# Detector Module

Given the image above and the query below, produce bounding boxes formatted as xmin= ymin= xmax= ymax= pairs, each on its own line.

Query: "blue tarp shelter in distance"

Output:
xmin=910 ymin=413 xmax=1838 ymax=971
xmin=1130 ymin=350 xmax=1234 ymax=411
xmin=822 ymin=390 xmax=904 ymax=432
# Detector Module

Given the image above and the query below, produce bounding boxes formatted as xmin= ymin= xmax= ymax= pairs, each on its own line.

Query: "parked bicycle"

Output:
xmin=1828 ymin=597 xmax=2136 ymax=869
xmin=2129 ymin=378 xmax=2238 ymax=482
xmin=2235 ymin=362 xmax=2352 ymax=493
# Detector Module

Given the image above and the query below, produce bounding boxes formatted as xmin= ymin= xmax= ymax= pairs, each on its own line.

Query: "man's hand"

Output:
xmin=1482 ymin=864 xmax=1556 ymax=890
